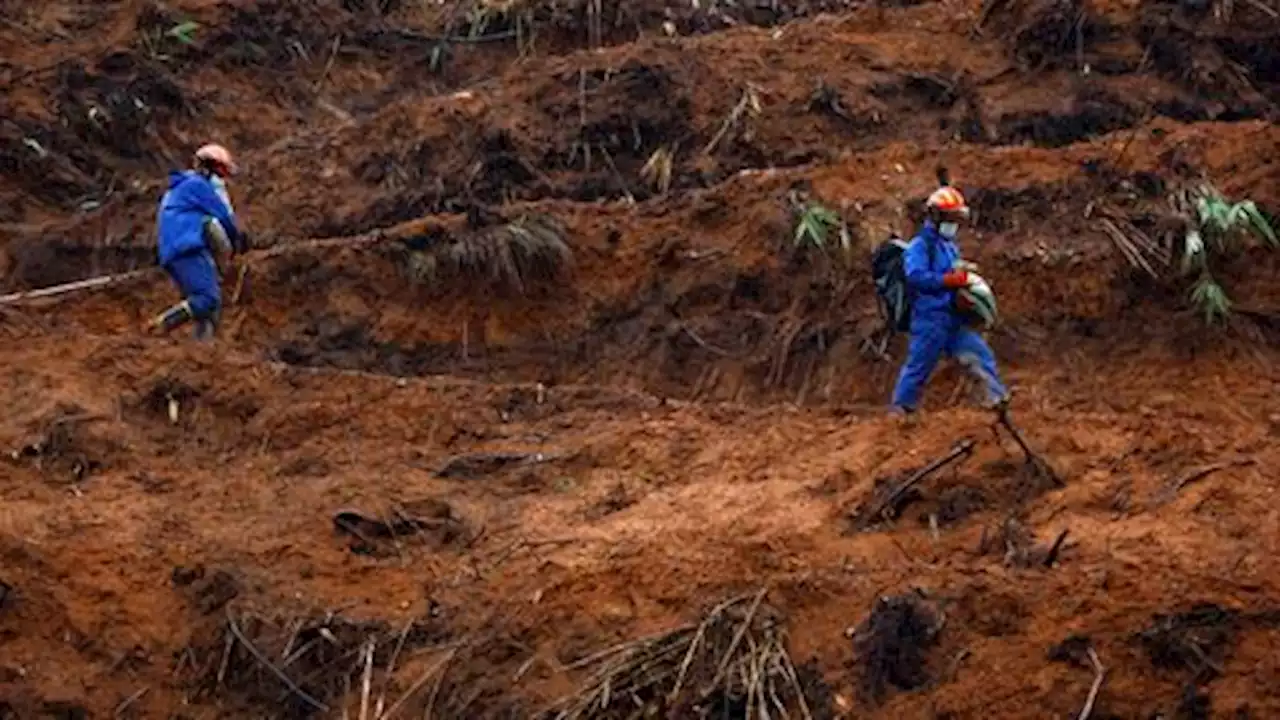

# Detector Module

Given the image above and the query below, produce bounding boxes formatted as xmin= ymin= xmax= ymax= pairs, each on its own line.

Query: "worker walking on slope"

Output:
xmin=889 ymin=174 xmax=1010 ymax=417
xmin=147 ymin=143 xmax=246 ymax=341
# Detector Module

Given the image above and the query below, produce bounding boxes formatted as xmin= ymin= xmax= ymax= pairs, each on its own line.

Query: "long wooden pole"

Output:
xmin=0 ymin=231 xmax=387 ymax=307
xmin=0 ymin=269 xmax=156 ymax=304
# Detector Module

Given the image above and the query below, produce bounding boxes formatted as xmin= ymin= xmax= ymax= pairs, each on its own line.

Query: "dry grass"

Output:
xmin=545 ymin=589 xmax=819 ymax=719
xmin=405 ymin=212 xmax=573 ymax=296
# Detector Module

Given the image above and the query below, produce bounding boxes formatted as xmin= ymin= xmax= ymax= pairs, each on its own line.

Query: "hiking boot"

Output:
xmin=147 ymin=301 xmax=195 ymax=335
xmin=192 ymin=318 xmax=217 ymax=341
xmin=888 ymin=405 xmax=917 ymax=427
xmin=983 ymin=391 xmax=1012 ymax=414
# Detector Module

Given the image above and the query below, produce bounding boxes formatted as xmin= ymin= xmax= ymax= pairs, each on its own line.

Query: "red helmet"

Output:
xmin=926 ymin=186 xmax=969 ymax=217
xmin=194 ymin=143 xmax=237 ymax=177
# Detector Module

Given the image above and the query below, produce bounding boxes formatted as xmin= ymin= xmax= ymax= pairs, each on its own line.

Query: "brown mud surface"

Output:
xmin=3 ymin=0 xmax=1280 ymax=717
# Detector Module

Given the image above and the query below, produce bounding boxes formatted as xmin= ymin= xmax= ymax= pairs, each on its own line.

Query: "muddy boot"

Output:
xmin=192 ymin=312 xmax=219 ymax=342
xmin=983 ymin=389 xmax=1012 ymax=415
xmin=147 ymin=301 xmax=195 ymax=335
xmin=888 ymin=405 xmax=918 ymax=427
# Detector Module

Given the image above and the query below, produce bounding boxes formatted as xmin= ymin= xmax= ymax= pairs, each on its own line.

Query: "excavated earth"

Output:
xmin=3 ymin=0 xmax=1280 ymax=717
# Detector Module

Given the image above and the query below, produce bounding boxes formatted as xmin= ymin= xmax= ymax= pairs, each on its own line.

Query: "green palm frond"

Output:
xmin=793 ymin=202 xmax=841 ymax=251
xmin=1189 ymin=273 xmax=1231 ymax=324
xmin=1189 ymin=183 xmax=1276 ymax=248
xmin=166 ymin=21 xmax=200 ymax=45
xmin=1173 ymin=182 xmax=1276 ymax=323
xmin=1235 ymin=200 xmax=1276 ymax=246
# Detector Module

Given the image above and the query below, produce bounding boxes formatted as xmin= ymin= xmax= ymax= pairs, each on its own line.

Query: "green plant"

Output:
xmin=791 ymin=199 xmax=853 ymax=262
xmin=1101 ymin=180 xmax=1276 ymax=324
xmin=139 ymin=20 xmax=200 ymax=60
xmin=1176 ymin=183 xmax=1276 ymax=322
xmin=166 ymin=21 xmax=200 ymax=45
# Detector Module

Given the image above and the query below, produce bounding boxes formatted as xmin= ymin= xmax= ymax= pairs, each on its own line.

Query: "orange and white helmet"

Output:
xmin=926 ymin=185 xmax=969 ymax=218
xmin=194 ymin=143 xmax=237 ymax=177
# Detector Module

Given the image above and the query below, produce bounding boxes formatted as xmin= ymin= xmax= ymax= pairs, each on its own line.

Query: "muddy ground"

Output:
xmin=2 ymin=0 xmax=1280 ymax=717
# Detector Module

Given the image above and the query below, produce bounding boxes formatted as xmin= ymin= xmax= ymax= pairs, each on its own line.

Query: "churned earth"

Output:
xmin=2 ymin=0 xmax=1280 ymax=717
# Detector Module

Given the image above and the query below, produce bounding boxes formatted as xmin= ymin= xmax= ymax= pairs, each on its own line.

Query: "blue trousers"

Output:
xmin=891 ymin=313 xmax=1007 ymax=410
xmin=164 ymin=250 xmax=221 ymax=319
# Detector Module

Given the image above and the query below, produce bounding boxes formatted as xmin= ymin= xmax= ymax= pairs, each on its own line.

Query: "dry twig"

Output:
xmin=1170 ymin=458 xmax=1256 ymax=495
xmin=358 ymin=639 xmax=376 ymax=720
xmin=703 ymin=85 xmax=762 ymax=156
xmin=226 ymin=610 xmax=330 ymax=713
xmin=1078 ymin=647 xmax=1106 ymax=720
xmin=379 ymin=648 xmax=457 ymax=719
xmin=548 ymin=589 xmax=811 ymax=719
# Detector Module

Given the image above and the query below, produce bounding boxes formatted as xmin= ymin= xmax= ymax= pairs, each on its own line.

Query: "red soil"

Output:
xmin=2 ymin=0 xmax=1280 ymax=717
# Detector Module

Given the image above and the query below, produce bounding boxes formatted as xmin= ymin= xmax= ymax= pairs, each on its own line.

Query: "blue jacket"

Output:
xmin=903 ymin=220 xmax=961 ymax=323
xmin=156 ymin=170 xmax=242 ymax=267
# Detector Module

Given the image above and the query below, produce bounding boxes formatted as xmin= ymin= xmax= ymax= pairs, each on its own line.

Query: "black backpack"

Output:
xmin=870 ymin=234 xmax=936 ymax=335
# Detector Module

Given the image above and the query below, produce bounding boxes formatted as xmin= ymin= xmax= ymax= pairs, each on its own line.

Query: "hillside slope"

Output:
xmin=2 ymin=0 xmax=1280 ymax=718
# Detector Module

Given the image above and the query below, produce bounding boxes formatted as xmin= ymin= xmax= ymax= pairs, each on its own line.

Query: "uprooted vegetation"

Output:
xmin=7 ymin=404 xmax=110 ymax=485
xmin=976 ymin=0 xmax=1112 ymax=72
xmin=850 ymin=592 xmax=943 ymax=705
xmin=442 ymin=0 xmax=871 ymax=52
xmin=1097 ymin=178 xmax=1278 ymax=322
xmin=182 ymin=606 xmax=456 ymax=717
xmin=389 ymin=212 xmax=574 ymax=297
xmin=1133 ymin=604 xmax=1280 ymax=715
xmin=547 ymin=590 xmax=832 ymax=718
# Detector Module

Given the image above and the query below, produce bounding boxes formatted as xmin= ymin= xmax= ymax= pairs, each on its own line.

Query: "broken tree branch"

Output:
xmin=884 ymin=439 xmax=976 ymax=512
xmin=1042 ymin=529 xmax=1070 ymax=567
xmin=359 ymin=638 xmax=376 ymax=720
xmin=856 ymin=439 xmax=976 ymax=528
xmin=0 ymin=270 xmax=154 ymax=305
xmin=1170 ymin=458 xmax=1257 ymax=495
xmin=0 ymin=231 xmax=387 ymax=307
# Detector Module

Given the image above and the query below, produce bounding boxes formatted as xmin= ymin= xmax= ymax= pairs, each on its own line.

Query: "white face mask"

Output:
xmin=939 ymin=222 xmax=959 ymax=239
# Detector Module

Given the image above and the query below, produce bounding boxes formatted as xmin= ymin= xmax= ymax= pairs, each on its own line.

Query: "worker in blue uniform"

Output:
xmin=889 ymin=181 xmax=1010 ymax=416
xmin=147 ymin=144 xmax=246 ymax=340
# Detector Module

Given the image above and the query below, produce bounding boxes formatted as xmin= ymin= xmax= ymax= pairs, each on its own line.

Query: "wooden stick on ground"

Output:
xmin=379 ymin=648 xmax=457 ymax=720
xmin=1170 ymin=458 xmax=1257 ymax=495
xmin=1042 ymin=529 xmax=1070 ymax=567
xmin=862 ymin=439 xmax=976 ymax=526
xmin=0 ymin=269 xmax=155 ymax=305
xmin=1078 ymin=647 xmax=1106 ymax=720
xmin=0 ymin=230 xmax=388 ymax=307
xmin=358 ymin=639 xmax=376 ymax=720
xmin=994 ymin=406 xmax=1064 ymax=487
